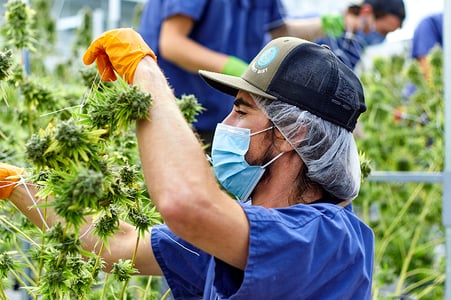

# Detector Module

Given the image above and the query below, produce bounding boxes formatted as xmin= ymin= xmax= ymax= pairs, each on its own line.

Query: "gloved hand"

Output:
xmin=222 ymin=56 xmax=248 ymax=77
xmin=320 ymin=14 xmax=345 ymax=38
xmin=0 ymin=162 xmax=25 ymax=199
xmin=83 ymin=28 xmax=157 ymax=84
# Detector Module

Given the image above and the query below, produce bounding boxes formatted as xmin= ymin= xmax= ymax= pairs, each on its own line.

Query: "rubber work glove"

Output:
xmin=0 ymin=162 xmax=24 ymax=199
xmin=222 ymin=56 xmax=248 ymax=76
xmin=320 ymin=14 xmax=345 ymax=38
xmin=83 ymin=28 xmax=157 ymax=84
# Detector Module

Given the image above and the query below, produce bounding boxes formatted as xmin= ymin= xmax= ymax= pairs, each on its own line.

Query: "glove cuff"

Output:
xmin=321 ymin=14 xmax=345 ymax=38
xmin=222 ymin=56 xmax=248 ymax=77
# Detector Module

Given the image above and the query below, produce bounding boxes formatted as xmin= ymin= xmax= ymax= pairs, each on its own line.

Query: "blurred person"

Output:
xmin=137 ymin=0 xmax=287 ymax=150
xmin=411 ymin=12 xmax=443 ymax=80
xmin=297 ymin=0 xmax=406 ymax=69
xmin=1 ymin=29 xmax=373 ymax=299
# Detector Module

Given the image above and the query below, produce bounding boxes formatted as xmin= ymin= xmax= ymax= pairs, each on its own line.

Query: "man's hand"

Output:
xmin=0 ymin=162 xmax=24 ymax=200
xmin=83 ymin=28 xmax=157 ymax=84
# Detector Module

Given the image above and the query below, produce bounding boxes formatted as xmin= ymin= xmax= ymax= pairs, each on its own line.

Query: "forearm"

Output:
xmin=9 ymin=183 xmax=59 ymax=230
xmin=160 ymin=34 xmax=229 ymax=73
xmin=9 ymin=181 xmax=161 ymax=275
xmin=282 ymin=18 xmax=324 ymax=41
xmin=134 ymin=57 xmax=215 ymax=201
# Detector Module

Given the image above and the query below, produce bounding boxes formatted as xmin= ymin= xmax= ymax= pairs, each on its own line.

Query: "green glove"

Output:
xmin=321 ymin=14 xmax=345 ymax=38
xmin=222 ymin=56 xmax=248 ymax=76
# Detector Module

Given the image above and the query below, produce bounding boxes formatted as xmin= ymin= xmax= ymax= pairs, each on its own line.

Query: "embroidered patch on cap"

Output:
xmin=256 ymin=46 xmax=278 ymax=68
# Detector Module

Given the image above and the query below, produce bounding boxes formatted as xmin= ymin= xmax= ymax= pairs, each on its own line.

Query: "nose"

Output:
xmin=221 ymin=111 xmax=234 ymax=125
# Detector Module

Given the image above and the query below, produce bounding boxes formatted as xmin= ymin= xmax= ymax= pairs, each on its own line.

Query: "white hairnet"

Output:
xmin=254 ymin=95 xmax=361 ymax=200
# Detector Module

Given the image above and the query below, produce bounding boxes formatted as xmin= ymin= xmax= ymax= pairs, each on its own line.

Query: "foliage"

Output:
xmin=357 ymin=46 xmax=445 ymax=299
xmin=0 ymin=1 xmax=203 ymax=299
xmin=0 ymin=0 xmax=447 ymax=299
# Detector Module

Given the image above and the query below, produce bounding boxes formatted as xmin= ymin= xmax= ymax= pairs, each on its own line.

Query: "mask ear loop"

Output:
xmin=261 ymin=152 xmax=284 ymax=168
xmin=250 ymin=126 xmax=274 ymax=136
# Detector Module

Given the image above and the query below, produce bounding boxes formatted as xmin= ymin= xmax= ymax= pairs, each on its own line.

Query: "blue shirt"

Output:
xmin=411 ymin=13 xmax=443 ymax=59
xmin=315 ymin=35 xmax=364 ymax=69
xmin=151 ymin=202 xmax=374 ymax=299
xmin=138 ymin=0 xmax=286 ymax=132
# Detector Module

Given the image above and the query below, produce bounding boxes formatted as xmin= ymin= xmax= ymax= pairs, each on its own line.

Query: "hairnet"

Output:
xmin=253 ymin=95 xmax=361 ymax=200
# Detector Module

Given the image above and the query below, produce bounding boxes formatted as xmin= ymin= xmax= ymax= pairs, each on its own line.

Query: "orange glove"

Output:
xmin=83 ymin=28 xmax=157 ymax=84
xmin=0 ymin=162 xmax=25 ymax=199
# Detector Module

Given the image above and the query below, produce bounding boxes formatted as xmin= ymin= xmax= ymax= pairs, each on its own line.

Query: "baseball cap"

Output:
xmin=199 ymin=37 xmax=366 ymax=132
xmin=364 ymin=0 xmax=406 ymax=23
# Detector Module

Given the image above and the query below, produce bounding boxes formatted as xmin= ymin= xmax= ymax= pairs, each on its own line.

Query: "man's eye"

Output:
xmin=234 ymin=109 xmax=246 ymax=115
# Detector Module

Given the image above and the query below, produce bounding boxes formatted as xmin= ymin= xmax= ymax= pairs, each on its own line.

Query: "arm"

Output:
xmin=8 ymin=183 xmax=162 ymax=275
xmin=278 ymin=7 xmax=366 ymax=42
xmin=277 ymin=18 xmax=324 ymax=41
xmin=133 ymin=57 xmax=250 ymax=269
xmin=158 ymin=14 xmax=229 ymax=73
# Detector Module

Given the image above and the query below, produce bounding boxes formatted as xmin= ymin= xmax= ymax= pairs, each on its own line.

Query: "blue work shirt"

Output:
xmin=411 ymin=13 xmax=443 ymax=59
xmin=138 ymin=0 xmax=286 ymax=132
xmin=151 ymin=202 xmax=374 ymax=299
xmin=315 ymin=34 xmax=365 ymax=70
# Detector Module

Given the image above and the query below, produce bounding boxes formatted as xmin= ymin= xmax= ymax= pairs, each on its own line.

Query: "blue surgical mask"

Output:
xmin=355 ymin=30 xmax=386 ymax=46
xmin=211 ymin=123 xmax=284 ymax=201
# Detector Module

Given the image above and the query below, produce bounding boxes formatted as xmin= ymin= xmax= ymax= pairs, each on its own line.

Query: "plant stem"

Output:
xmin=12 ymin=240 xmax=38 ymax=276
xmin=395 ymin=189 xmax=433 ymax=293
xmin=9 ymin=269 xmax=34 ymax=292
xmin=91 ymin=240 xmax=105 ymax=279
xmin=375 ymin=183 xmax=423 ymax=263
xmin=142 ymin=276 xmax=152 ymax=299
xmin=0 ymin=216 xmax=39 ymax=247
xmin=119 ymin=233 xmax=140 ymax=299
xmin=100 ymin=273 xmax=109 ymax=300
xmin=161 ymin=287 xmax=172 ymax=300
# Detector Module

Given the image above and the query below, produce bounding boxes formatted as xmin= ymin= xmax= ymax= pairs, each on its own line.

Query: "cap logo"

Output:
xmin=256 ymin=46 xmax=278 ymax=67
xmin=251 ymin=46 xmax=278 ymax=75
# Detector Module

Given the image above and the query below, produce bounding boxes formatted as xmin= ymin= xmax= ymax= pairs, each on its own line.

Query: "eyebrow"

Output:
xmin=234 ymin=97 xmax=254 ymax=108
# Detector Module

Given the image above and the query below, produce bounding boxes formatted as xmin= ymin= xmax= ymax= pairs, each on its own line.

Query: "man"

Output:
xmin=411 ymin=12 xmax=443 ymax=80
xmin=311 ymin=0 xmax=406 ymax=69
xmin=1 ymin=29 xmax=373 ymax=299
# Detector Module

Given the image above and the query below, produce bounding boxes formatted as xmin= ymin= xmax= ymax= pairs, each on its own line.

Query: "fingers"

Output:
xmin=83 ymin=42 xmax=101 ymax=65
xmin=96 ymin=54 xmax=117 ymax=82
xmin=82 ymin=28 xmax=157 ymax=83
xmin=0 ymin=163 xmax=24 ymax=200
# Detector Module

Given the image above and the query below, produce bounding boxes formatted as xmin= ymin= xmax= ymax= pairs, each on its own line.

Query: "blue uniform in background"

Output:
xmin=411 ymin=13 xmax=443 ymax=59
xmin=138 ymin=0 xmax=285 ymax=134
xmin=151 ymin=202 xmax=374 ymax=299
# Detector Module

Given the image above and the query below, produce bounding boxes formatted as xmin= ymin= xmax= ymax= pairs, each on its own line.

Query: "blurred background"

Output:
xmin=0 ymin=0 xmax=445 ymax=69
xmin=0 ymin=1 xmax=447 ymax=299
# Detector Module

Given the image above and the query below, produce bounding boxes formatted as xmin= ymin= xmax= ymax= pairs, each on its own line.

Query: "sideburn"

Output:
xmin=290 ymin=164 xmax=321 ymax=205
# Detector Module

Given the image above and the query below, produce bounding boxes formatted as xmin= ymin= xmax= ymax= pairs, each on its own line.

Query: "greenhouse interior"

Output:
xmin=0 ymin=0 xmax=449 ymax=299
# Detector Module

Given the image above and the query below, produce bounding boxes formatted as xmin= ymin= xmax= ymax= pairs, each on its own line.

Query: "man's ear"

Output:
xmin=273 ymin=127 xmax=303 ymax=153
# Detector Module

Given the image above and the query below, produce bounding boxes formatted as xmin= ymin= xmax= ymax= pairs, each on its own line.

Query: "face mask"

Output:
xmin=211 ymin=123 xmax=284 ymax=201
xmin=355 ymin=30 xmax=386 ymax=46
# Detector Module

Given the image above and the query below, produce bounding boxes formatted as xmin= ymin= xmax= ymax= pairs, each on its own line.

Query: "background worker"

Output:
xmin=411 ymin=12 xmax=443 ymax=80
xmin=138 ymin=0 xmax=287 ymax=150
xmin=300 ymin=0 xmax=406 ymax=69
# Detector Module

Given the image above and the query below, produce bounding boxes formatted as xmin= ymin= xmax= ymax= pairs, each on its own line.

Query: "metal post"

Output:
xmin=108 ymin=0 xmax=121 ymax=29
xmin=443 ymin=0 xmax=451 ymax=297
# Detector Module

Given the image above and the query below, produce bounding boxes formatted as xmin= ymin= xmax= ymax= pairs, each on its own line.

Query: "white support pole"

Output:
xmin=443 ymin=0 xmax=451 ymax=298
xmin=93 ymin=9 xmax=105 ymax=39
xmin=108 ymin=0 xmax=121 ymax=29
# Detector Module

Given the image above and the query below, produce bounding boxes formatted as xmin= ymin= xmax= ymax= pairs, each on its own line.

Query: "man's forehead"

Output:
xmin=234 ymin=91 xmax=258 ymax=108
